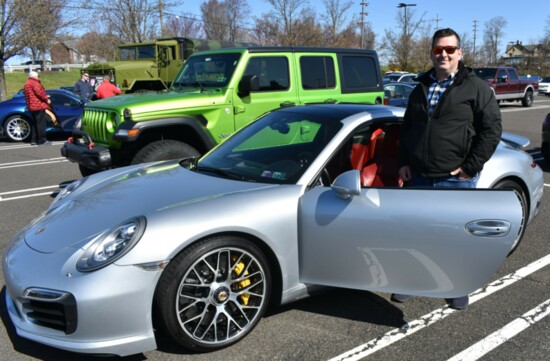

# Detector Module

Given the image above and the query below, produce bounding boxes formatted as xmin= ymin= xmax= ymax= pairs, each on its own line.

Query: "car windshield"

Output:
xmin=196 ymin=109 xmax=343 ymax=184
xmin=474 ymin=68 xmax=497 ymax=80
xmin=172 ymin=53 xmax=242 ymax=89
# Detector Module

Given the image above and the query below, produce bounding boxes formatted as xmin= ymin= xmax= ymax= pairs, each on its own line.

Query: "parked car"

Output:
xmin=383 ymin=82 xmax=415 ymax=107
xmin=474 ymin=66 xmax=538 ymax=107
xmin=3 ymin=104 xmax=543 ymax=357
xmin=538 ymin=76 xmax=550 ymax=95
xmin=21 ymin=59 xmax=52 ymax=72
xmin=542 ymin=112 xmax=550 ymax=162
xmin=0 ymin=89 xmax=88 ymax=142
xmin=383 ymin=72 xmax=417 ymax=83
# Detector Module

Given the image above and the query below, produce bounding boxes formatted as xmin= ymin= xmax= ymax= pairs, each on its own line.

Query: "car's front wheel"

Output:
xmin=521 ymin=90 xmax=533 ymax=107
xmin=154 ymin=235 xmax=271 ymax=352
xmin=493 ymin=179 xmax=528 ymax=255
xmin=4 ymin=115 xmax=31 ymax=142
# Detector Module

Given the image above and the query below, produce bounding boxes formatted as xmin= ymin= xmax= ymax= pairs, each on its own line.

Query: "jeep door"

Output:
xmin=233 ymin=55 xmax=299 ymax=130
xmin=298 ymin=182 xmax=522 ymax=298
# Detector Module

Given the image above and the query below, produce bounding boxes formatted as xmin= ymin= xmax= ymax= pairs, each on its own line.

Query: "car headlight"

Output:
xmin=51 ymin=178 xmax=87 ymax=206
xmin=77 ymin=216 xmax=146 ymax=272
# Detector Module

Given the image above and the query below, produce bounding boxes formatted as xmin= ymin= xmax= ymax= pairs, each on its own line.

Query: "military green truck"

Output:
xmin=62 ymin=46 xmax=384 ymax=176
xmin=84 ymin=37 xmax=253 ymax=93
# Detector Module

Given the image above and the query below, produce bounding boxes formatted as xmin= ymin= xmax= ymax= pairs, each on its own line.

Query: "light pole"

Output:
xmin=397 ymin=3 xmax=416 ymax=38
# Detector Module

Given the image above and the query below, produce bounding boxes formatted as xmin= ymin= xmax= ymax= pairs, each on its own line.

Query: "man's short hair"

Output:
xmin=432 ymin=28 xmax=461 ymax=49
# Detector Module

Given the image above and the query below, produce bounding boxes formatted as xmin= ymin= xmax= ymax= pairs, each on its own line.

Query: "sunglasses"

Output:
xmin=433 ymin=46 xmax=459 ymax=55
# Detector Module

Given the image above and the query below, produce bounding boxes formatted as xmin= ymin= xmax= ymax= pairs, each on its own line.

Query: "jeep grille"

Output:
xmin=82 ymin=109 xmax=114 ymax=144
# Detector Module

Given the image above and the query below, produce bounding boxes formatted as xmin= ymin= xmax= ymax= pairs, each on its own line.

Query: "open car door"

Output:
xmin=298 ymin=170 xmax=523 ymax=298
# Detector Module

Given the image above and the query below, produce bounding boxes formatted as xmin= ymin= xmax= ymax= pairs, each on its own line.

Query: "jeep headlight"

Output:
xmin=77 ymin=216 xmax=146 ymax=272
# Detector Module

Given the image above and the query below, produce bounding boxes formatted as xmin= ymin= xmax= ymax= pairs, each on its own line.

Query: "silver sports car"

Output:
xmin=3 ymin=104 xmax=544 ymax=356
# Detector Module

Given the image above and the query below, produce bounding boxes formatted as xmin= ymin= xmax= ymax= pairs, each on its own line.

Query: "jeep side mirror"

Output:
xmin=238 ymin=75 xmax=260 ymax=97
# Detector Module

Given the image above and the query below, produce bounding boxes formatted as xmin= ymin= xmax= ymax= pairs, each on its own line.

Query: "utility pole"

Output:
xmin=432 ymin=14 xmax=442 ymax=29
xmin=473 ymin=20 xmax=478 ymax=66
xmin=397 ymin=3 xmax=416 ymax=39
xmin=159 ymin=0 xmax=165 ymax=36
xmin=360 ymin=2 xmax=369 ymax=48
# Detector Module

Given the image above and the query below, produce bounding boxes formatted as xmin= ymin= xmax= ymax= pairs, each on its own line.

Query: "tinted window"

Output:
xmin=244 ymin=57 xmax=290 ymax=91
xmin=300 ymin=56 xmax=336 ymax=90
xmin=340 ymin=56 xmax=379 ymax=92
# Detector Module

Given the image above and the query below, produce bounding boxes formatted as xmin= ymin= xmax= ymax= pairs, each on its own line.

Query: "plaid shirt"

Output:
xmin=427 ymin=71 xmax=456 ymax=115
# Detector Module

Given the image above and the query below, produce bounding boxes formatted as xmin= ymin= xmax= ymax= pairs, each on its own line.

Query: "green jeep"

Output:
xmin=62 ymin=46 xmax=384 ymax=176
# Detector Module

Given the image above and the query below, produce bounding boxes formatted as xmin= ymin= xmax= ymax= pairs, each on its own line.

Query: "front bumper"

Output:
xmin=61 ymin=130 xmax=112 ymax=171
xmin=3 ymin=236 xmax=162 ymax=356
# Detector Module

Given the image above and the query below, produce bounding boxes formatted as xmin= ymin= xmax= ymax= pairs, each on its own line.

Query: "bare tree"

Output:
xmin=94 ymin=0 xmax=161 ymax=43
xmin=0 ymin=0 xmax=29 ymax=100
xmin=77 ymin=31 xmax=119 ymax=62
xmin=321 ymin=0 xmax=353 ymax=46
xmin=201 ymin=0 xmax=228 ymax=40
xmin=225 ymin=0 xmax=250 ymax=41
xmin=250 ymin=14 xmax=279 ymax=45
xmin=163 ymin=14 xmax=203 ymax=38
xmin=265 ymin=0 xmax=308 ymax=46
xmin=483 ymin=16 xmax=507 ymax=65
xmin=293 ymin=7 xmax=323 ymax=46
xmin=381 ymin=7 xmax=425 ymax=71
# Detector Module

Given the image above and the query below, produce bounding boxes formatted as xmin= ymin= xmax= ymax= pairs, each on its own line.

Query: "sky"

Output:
xmin=182 ymin=0 xmax=550 ymax=54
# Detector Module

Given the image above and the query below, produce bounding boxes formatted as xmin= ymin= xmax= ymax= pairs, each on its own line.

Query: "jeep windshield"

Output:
xmin=171 ymin=53 xmax=242 ymax=89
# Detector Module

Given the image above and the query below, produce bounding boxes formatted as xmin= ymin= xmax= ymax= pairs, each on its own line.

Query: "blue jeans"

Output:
xmin=409 ymin=169 xmax=479 ymax=189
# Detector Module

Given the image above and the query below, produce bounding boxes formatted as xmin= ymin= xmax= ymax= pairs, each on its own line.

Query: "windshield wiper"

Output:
xmin=195 ymin=166 xmax=248 ymax=181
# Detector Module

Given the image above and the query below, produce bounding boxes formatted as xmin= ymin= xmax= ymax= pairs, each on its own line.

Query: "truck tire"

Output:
xmin=521 ymin=90 xmax=533 ymax=107
xmin=131 ymin=140 xmax=200 ymax=165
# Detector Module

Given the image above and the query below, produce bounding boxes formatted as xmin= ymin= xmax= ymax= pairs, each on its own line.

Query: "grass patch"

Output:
xmin=4 ymin=70 xmax=82 ymax=99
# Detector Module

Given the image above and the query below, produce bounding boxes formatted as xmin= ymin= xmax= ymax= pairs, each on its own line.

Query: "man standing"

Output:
xmin=394 ymin=28 xmax=502 ymax=310
xmin=96 ymin=75 xmax=121 ymax=99
xmin=23 ymin=71 xmax=51 ymax=146
xmin=74 ymin=72 xmax=94 ymax=100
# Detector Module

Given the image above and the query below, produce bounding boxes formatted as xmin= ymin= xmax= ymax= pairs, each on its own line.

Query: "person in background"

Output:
xmin=95 ymin=75 xmax=121 ymax=99
xmin=393 ymin=28 xmax=502 ymax=311
xmin=23 ymin=71 xmax=52 ymax=146
xmin=74 ymin=72 xmax=94 ymax=100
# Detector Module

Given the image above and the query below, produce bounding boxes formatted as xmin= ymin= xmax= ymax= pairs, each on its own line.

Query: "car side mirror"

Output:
xmin=238 ymin=75 xmax=260 ymax=97
xmin=331 ymin=170 xmax=361 ymax=200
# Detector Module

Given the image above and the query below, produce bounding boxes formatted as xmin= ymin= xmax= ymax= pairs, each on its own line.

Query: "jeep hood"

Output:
xmin=24 ymin=161 xmax=275 ymax=253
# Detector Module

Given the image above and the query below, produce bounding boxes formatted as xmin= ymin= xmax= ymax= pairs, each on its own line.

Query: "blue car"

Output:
xmin=383 ymin=82 xmax=416 ymax=108
xmin=1 ymin=89 xmax=87 ymax=142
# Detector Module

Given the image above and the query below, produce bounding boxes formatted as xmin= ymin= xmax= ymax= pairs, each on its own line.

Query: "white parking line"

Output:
xmin=0 ymin=185 xmax=60 ymax=202
xmin=447 ymin=298 xmax=550 ymax=361
xmin=329 ymin=254 xmax=550 ymax=361
xmin=0 ymin=157 xmax=68 ymax=169
xmin=0 ymin=141 xmax=64 ymax=151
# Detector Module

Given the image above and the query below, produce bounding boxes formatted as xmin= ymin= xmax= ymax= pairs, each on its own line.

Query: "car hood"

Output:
xmin=24 ymin=161 xmax=276 ymax=253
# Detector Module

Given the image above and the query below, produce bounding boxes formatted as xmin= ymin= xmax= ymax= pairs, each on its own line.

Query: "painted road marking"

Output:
xmin=330 ymin=254 xmax=550 ymax=361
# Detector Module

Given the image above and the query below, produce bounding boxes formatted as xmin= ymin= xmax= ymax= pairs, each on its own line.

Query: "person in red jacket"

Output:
xmin=96 ymin=75 xmax=121 ymax=99
xmin=23 ymin=71 xmax=51 ymax=145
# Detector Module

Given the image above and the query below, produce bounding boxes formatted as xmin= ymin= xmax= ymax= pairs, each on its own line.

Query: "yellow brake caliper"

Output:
xmin=233 ymin=259 xmax=251 ymax=305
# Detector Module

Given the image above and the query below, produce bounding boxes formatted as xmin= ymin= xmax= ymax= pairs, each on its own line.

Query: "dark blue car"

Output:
xmin=383 ymin=82 xmax=416 ymax=108
xmin=0 ymin=89 xmax=87 ymax=142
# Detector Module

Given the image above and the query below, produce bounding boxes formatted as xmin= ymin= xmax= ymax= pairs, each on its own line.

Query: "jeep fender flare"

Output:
xmin=113 ymin=116 xmax=218 ymax=153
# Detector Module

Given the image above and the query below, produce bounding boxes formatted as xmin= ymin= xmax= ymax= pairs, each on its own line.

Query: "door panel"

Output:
xmin=298 ymin=183 xmax=522 ymax=298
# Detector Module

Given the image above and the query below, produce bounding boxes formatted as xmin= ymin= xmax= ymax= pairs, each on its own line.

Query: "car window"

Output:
xmin=245 ymin=56 xmax=290 ymax=91
xmin=49 ymin=94 xmax=79 ymax=107
xmin=340 ymin=55 xmax=379 ymax=92
xmin=300 ymin=56 xmax=336 ymax=90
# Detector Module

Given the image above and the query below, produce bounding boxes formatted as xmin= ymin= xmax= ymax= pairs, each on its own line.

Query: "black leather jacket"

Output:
xmin=398 ymin=62 xmax=502 ymax=177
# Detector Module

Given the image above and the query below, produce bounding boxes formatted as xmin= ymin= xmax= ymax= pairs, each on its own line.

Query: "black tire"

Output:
xmin=154 ymin=235 xmax=271 ymax=352
xmin=131 ymin=140 xmax=199 ymax=165
xmin=493 ymin=179 xmax=528 ymax=256
xmin=78 ymin=164 xmax=99 ymax=177
xmin=521 ymin=90 xmax=533 ymax=107
xmin=4 ymin=115 xmax=31 ymax=142
xmin=542 ymin=142 xmax=550 ymax=163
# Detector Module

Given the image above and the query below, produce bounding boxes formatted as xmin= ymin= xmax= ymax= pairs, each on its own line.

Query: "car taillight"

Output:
xmin=383 ymin=96 xmax=389 ymax=105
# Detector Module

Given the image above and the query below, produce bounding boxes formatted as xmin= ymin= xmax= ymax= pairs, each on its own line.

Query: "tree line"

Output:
xmin=1 ymin=0 xmax=549 ymax=101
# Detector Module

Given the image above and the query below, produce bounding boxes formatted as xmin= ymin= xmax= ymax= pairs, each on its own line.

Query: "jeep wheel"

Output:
xmin=521 ymin=90 xmax=533 ymax=107
xmin=131 ymin=140 xmax=200 ymax=165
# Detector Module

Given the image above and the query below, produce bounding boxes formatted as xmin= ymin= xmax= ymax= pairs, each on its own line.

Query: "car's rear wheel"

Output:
xmin=154 ymin=235 xmax=271 ymax=352
xmin=131 ymin=140 xmax=199 ymax=165
xmin=493 ymin=179 xmax=528 ymax=255
xmin=4 ymin=115 xmax=31 ymax=142
xmin=521 ymin=90 xmax=533 ymax=107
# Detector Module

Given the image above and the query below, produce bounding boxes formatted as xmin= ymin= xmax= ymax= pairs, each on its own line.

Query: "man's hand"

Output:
xmin=450 ymin=167 xmax=472 ymax=180
xmin=398 ymin=165 xmax=412 ymax=182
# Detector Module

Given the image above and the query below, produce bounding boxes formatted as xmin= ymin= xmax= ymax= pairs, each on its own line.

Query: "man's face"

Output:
xmin=430 ymin=35 xmax=462 ymax=79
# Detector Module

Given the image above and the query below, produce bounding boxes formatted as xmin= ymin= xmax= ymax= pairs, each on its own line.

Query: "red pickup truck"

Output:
xmin=474 ymin=66 xmax=539 ymax=107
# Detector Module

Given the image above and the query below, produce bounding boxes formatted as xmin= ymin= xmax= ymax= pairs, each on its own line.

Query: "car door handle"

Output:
xmin=280 ymin=101 xmax=296 ymax=108
xmin=465 ymin=220 xmax=511 ymax=237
